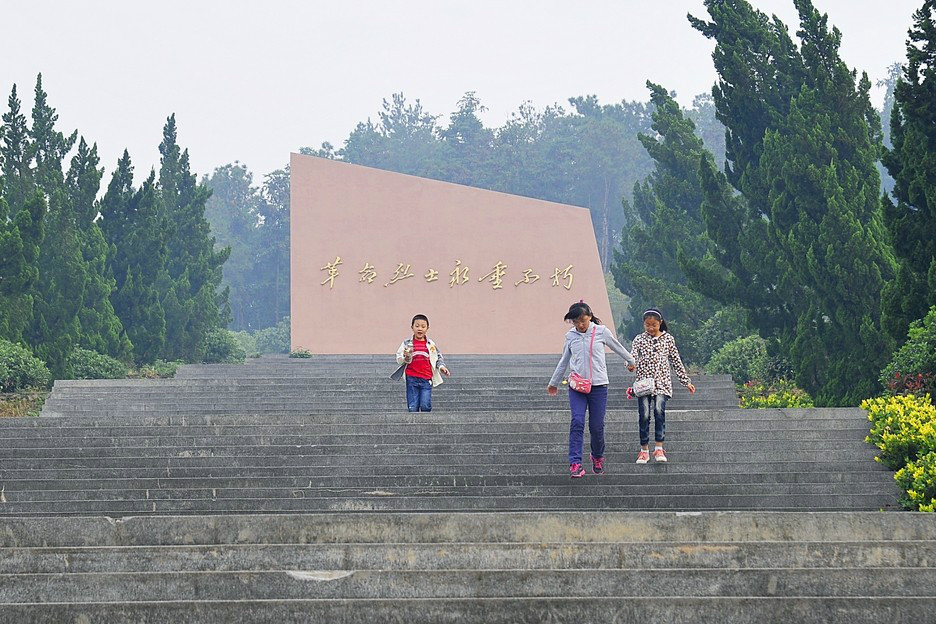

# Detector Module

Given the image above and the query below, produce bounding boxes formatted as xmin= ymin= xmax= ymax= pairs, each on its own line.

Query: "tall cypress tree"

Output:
xmin=65 ymin=138 xmax=132 ymax=360
xmin=0 ymin=192 xmax=44 ymax=343
xmin=23 ymin=75 xmax=82 ymax=377
xmin=1 ymin=85 xmax=33 ymax=213
xmin=688 ymin=0 xmax=896 ymax=404
xmin=99 ymin=153 xmax=167 ymax=364
xmin=156 ymin=115 xmax=230 ymax=361
xmin=881 ymin=0 xmax=936 ymax=341
xmin=612 ymin=82 xmax=740 ymax=364
xmin=1 ymin=85 xmax=43 ymax=344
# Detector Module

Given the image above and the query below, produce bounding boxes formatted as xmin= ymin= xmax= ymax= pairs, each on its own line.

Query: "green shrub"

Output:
xmin=136 ymin=359 xmax=184 ymax=378
xmin=289 ymin=348 xmax=312 ymax=358
xmin=895 ymin=451 xmax=936 ymax=512
xmin=706 ymin=334 xmax=768 ymax=384
xmin=198 ymin=329 xmax=246 ymax=364
xmin=739 ymin=379 xmax=814 ymax=408
xmin=862 ymin=394 xmax=936 ymax=471
xmin=255 ymin=316 xmax=290 ymax=354
xmin=688 ymin=306 xmax=748 ymax=366
xmin=0 ymin=339 xmax=52 ymax=391
xmin=65 ymin=347 xmax=128 ymax=380
xmin=230 ymin=330 xmax=258 ymax=357
xmin=881 ymin=306 xmax=936 ymax=401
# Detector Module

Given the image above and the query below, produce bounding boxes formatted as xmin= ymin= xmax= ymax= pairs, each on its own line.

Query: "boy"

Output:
xmin=395 ymin=314 xmax=450 ymax=412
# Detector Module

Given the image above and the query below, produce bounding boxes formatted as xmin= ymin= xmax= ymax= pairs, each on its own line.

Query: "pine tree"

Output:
xmin=688 ymin=0 xmax=896 ymax=404
xmin=881 ymin=0 xmax=936 ymax=341
xmin=0 ymin=192 xmax=44 ymax=343
xmin=1 ymin=85 xmax=33 ymax=213
xmin=156 ymin=115 xmax=229 ymax=361
xmin=22 ymin=75 xmax=84 ymax=377
xmin=99 ymin=155 xmax=167 ymax=364
xmin=65 ymin=138 xmax=132 ymax=360
xmin=157 ymin=115 xmax=231 ymax=361
xmin=612 ymin=82 xmax=740 ymax=364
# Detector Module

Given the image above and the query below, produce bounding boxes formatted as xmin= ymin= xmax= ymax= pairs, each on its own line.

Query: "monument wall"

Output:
xmin=290 ymin=154 xmax=615 ymax=354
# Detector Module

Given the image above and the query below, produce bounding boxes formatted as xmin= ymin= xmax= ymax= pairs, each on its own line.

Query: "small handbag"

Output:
xmin=568 ymin=327 xmax=596 ymax=394
xmin=633 ymin=377 xmax=656 ymax=397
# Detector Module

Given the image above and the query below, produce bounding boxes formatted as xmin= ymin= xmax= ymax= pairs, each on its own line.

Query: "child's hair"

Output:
xmin=563 ymin=301 xmax=602 ymax=325
xmin=411 ymin=314 xmax=429 ymax=327
xmin=642 ymin=308 xmax=669 ymax=332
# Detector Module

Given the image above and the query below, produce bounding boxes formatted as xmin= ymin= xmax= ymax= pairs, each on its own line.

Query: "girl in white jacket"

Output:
xmin=547 ymin=302 xmax=635 ymax=478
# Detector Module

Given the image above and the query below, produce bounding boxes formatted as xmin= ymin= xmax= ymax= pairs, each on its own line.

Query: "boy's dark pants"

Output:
xmin=568 ymin=385 xmax=608 ymax=465
xmin=638 ymin=394 xmax=668 ymax=446
xmin=405 ymin=376 xmax=432 ymax=412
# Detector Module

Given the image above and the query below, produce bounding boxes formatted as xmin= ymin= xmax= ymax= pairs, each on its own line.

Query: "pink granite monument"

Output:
xmin=290 ymin=153 xmax=615 ymax=353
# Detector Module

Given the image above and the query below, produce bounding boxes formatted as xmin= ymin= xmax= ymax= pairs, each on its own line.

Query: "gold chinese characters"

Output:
xmin=320 ymin=259 xmax=574 ymax=290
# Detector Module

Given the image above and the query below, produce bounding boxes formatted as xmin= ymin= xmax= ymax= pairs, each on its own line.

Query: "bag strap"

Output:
xmin=586 ymin=325 xmax=596 ymax=381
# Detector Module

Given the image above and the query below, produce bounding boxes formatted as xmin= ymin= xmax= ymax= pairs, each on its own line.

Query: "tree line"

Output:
xmin=1 ymin=76 xmax=228 ymax=377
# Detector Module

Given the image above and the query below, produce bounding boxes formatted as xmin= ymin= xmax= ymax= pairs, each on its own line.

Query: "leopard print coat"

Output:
xmin=630 ymin=331 xmax=691 ymax=398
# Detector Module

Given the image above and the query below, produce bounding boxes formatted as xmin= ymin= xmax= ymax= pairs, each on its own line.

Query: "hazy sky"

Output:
xmin=2 ymin=0 xmax=921 ymax=182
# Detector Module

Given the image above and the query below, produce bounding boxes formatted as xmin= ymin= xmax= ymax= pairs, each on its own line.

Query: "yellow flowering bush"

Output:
xmin=739 ymin=379 xmax=814 ymax=408
xmin=895 ymin=451 xmax=936 ymax=512
xmin=862 ymin=394 xmax=936 ymax=471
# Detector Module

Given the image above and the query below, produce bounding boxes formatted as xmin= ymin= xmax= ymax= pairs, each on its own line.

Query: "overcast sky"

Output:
xmin=2 ymin=0 xmax=921 ymax=182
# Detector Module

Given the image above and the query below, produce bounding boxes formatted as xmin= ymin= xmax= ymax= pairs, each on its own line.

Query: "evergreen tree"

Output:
xmin=437 ymin=92 xmax=495 ymax=187
xmin=1 ymin=85 xmax=33 ymax=213
xmin=156 ymin=115 xmax=230 ymax=361
xmin=99 ymin=154 xmax=167 ymax=364
xmin=612 ymin=82 xmax=739 ymax=364
xmin=28 ymin=185 xmax=85 ymax=377
xmin=65 ymin=138 xmax=132 ymax=360
xmin=881 ymin=0 xmax=936 ymax=341
xmin=0 ymin=192 xmax=44 ymax=343
xmin=688 ymin=0 xmax=896 ymax=405
xmin=22 ymin=75 xmax=83 ymax=377
xmin=1 ymin=84 xmax=43 ymax=344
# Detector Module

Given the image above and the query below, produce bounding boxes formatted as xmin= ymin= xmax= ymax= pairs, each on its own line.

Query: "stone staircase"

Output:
xmin=0 ymin=355 xmax=929 ymax=621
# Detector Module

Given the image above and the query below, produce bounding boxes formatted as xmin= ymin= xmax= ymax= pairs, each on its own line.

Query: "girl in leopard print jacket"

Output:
xmin=630 ymin=308 xmax=695 ymax=464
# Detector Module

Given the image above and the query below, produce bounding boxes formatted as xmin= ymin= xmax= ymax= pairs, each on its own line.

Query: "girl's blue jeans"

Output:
xmin=568 ymin=385 xmax=608 ymax=465
xmin=405 ymin=376 xmax=432 ymax=412
xmin=638 ymin=394 xmax=668 ymax=446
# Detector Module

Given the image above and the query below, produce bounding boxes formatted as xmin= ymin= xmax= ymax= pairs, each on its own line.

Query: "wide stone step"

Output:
xmin=0 ymin=441 xmax=881 ymax=461
xmin=21 ymin=408 xmax=870 ymax=427
xmin=1 ymin=479 xmax=894 ymax=502
xmin=3 ymin=567 xmax=934 ymax=602
xmin=0 ymin=428 xmax=874 ymax=448
xmin=6 ymin=512 xmax=932 ymax=546
xmin=5 ymin=540 xmax=934 ymax=573
xmin=0 ymin=459 xmax=892 ymax=478
xmin=0 ymin=492 xmax=900 ymax=515
xmin=0 ymin=471 xmax=896 ymax=491
xmin=0 ymin=419 xmax=874 ymax=439
xmin=6 ymin=597 xmax=936 ymax=624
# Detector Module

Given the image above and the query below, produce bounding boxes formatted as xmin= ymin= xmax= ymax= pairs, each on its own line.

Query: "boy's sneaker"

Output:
xmin=653 ymin=447 xmax=668 ymax=463
xmin=569 ymin=463 xmax=586 ymax=478
xmin=590 ymin=454 xmax=605 ymax=475
xmin=635 ymin=450 xmax=650 ymax=464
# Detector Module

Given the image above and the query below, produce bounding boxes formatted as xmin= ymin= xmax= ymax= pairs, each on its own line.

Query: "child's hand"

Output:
xmin=688 ymin=383 xmax=696 ymax=394
xmin=403 ymin=347 xmax=413 ymax=360
xmin=627 ymin=364 xmax=635 ymax=372
xmin=440 ymin=365 xmax=450 ymax=376
xmin=546 ymin=385 xmax=558 ymax=396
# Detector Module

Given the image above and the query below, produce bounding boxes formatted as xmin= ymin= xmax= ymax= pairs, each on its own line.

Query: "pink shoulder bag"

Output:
xmin=568 ymin=326 xmax=596 ymax=394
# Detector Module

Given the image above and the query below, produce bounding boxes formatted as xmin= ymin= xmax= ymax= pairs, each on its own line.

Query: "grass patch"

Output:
xmin=0 ymin=390 xmax=49 ymax=418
